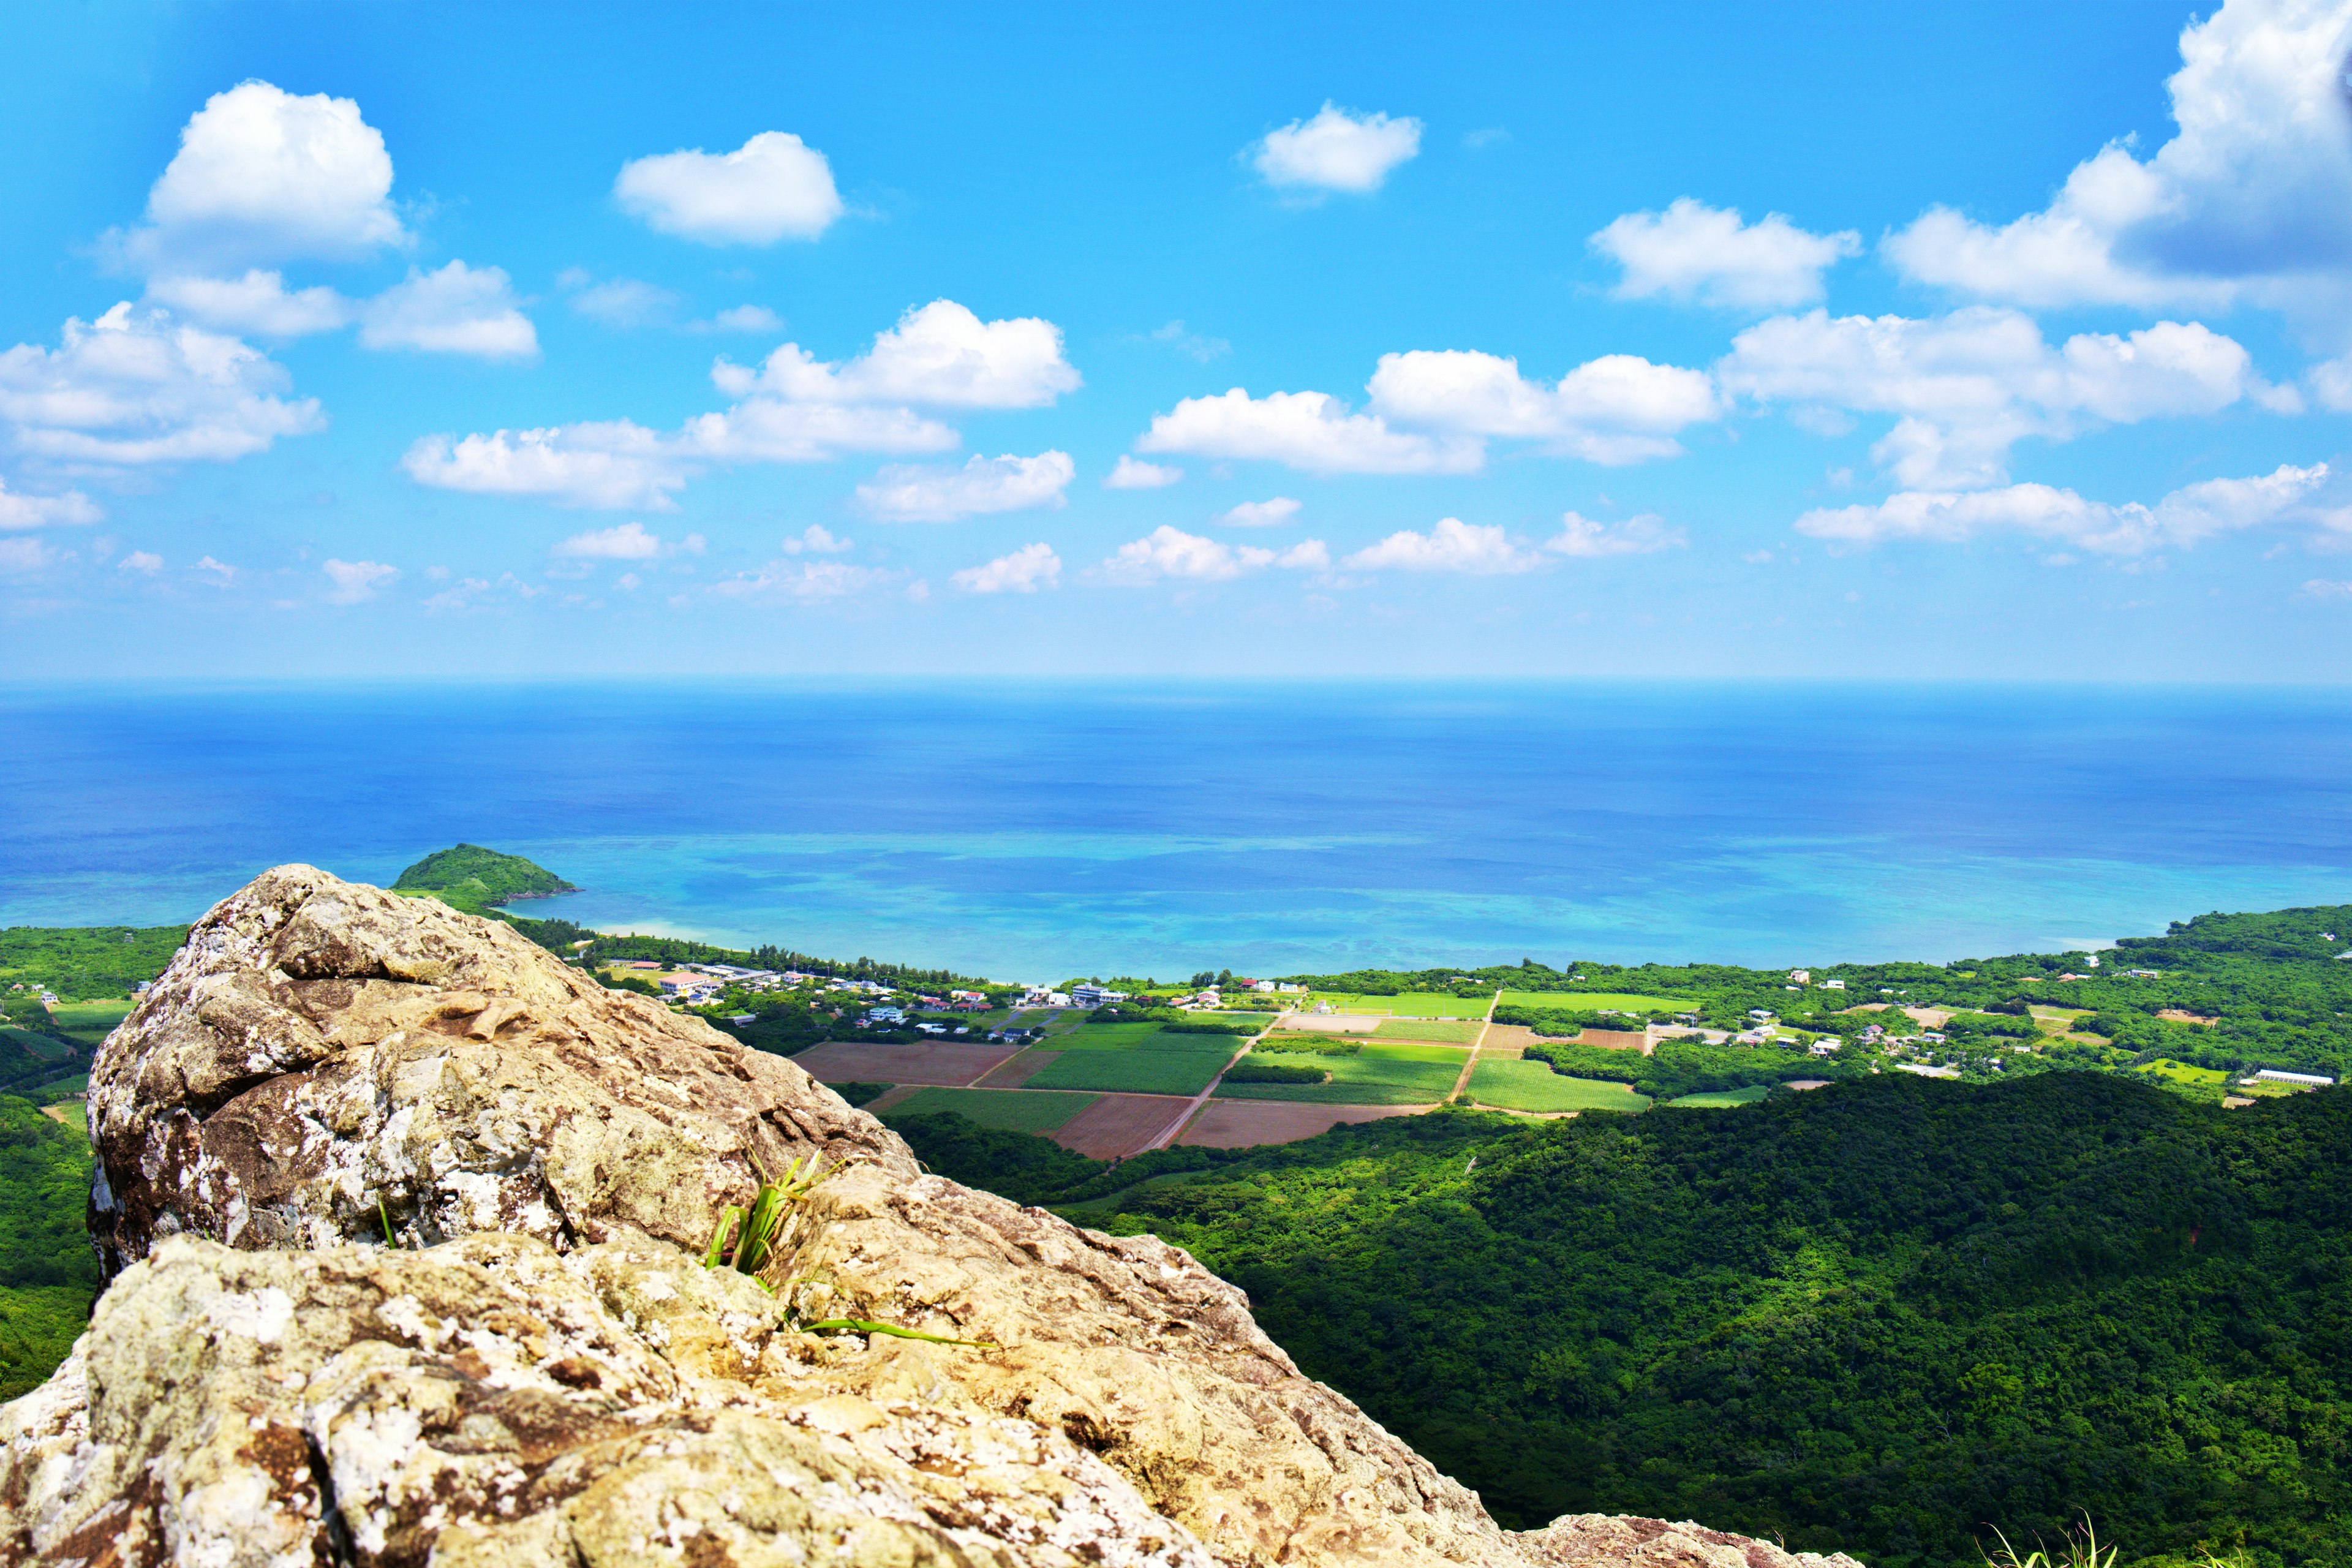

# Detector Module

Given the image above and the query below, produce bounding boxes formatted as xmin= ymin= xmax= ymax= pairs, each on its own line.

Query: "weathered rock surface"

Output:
xmin=6 ymin=867 xmax=1863 ymax=1568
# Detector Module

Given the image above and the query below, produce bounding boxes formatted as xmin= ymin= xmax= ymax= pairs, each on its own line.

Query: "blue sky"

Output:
xmin=4 ymin=0 xmax=2351 ymax=679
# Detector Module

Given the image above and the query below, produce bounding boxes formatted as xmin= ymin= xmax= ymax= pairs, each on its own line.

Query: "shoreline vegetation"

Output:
xmin=6 ymin=845 xmax=2348 ymax=1564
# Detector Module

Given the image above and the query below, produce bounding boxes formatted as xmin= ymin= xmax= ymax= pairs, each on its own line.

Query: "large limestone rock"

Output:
xmin=7 ymin=867 xmax=1861 ymax=1568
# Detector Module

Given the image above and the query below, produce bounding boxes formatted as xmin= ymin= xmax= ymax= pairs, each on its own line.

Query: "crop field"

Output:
xmin=49 ymin=1001 xmax=132 ymax=1031
xmin=1373 ymin=1018 xmax=1482 ymax=1043
xmin=1494 ymin=990 xmax=1692 ymax=1012
xmin=1025 ymin=1050 xmax=1226 ymax=1096
xmin=1217 ymin=1042 xmax=1466 ymax=1102
xmin=1663 ymin=1085 xmax=1774 ymax=1108
xmin=1466 ymin=1059 xmax=1650 ymax=1113
xmin=2139 ymin=1058 xmax=2228 ymax=1085
xmin=1055 ymin=1023 xmax=1237 ymax=1053
xmin=1215 ymin=1080 xmax=1453 ymax=1105
xmin=1052 ymin=1094 xmax=1193 ymax=1157
xmin=1301 ymin=992 xmax=1485 ymax=1017
xmin=1 ymin=1028 xmax=72 ymax=1063
xmin=791 ymin=1041 xmax=1020 ymax=1087
xmin=882 ymin=1087 xmax=1099 ymax=1133
xmin=1177 ymin=1100 xmax=1428 ymax=1148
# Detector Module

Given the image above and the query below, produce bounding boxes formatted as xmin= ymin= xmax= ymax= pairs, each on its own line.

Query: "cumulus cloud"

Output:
xmin=1591 ymin=198 xmax=1861 ymax=310
xmin=1137 ymin=388 xmax=1482 ymax=475
xmin=1366 ymin=349 xmax=1720 ymax=464
xmin=567 ymin=276 xmax=678 ymax=328
xmin=1101 ymin=524 xmax=1329 ymax=582
xmin=701 ymin=304 xmax=783 ymax=333
xmin=615 ymin=131 xmax=844 ymax=244
xmin=780 ymin=524 xmax=852 ymax=554
xmin=194 ymin=554 xmax=236 ymax=585
xmin=712 ymin=300 xmax=1079 ymax=409
xmin=402 ymin=423 xmax=687 ymax=510
xmin=117 ymin=549 xmax=163 ymax=573
xmin=954 ymin=541 xmax=1061 ymax=594
xmin=1881 ymin=0 xmax=2352 ymax=329
xmin=1218 ymin=497 xmax=1302 ymax=527
xmin=1251 ymin=104 xmax=1422 ymax=193
xmin=322 ymin=557 xmax=399 ymax=603
xmin=856 ymin=451 xmax=1075 ymax=522
xmin=1794 ymin=462 xmax=2328 ymax=553
xmin=1544 ymin=511 xmax=1686 ymax=556
xmin=551 ymin=520 xmax=666 ymax=559
xmin=707 ymin=559 xmax=899 ymax=602
xmin=358 ymin=262 xmax=537 ymax=359
xmin=1147 ymin=320 xmax=1231 ymax=361
xmin=0 ymin=537 xmax=55 ymax=574
xmin=1717 ymin=306 xmax=2286 ymax=488
xmin=0 ymin=478 xmax=102 ymax=529
xmin=0 ymin=303 xmax=323 ymax=467
xmin=145 ymin=270 xmax=350 ymax=337
xmin=2300 ymin=578 xmax=2352 ymax=598
xmin=115 ymin=81 xmax=406 ymax=271
xmin=1343 ymin=517 xmax=1542 ymax=574
xmin=1105 ymin=455 xmax=1182 ymax=489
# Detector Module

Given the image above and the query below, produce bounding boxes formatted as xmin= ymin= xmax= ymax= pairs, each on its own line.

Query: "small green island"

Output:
xmin=391 ymin=843 xmax=578 ymax=916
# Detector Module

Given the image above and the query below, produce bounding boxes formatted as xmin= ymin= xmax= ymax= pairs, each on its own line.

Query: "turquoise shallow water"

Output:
xmin=4 ymin=680 xmax=2350 ymax=982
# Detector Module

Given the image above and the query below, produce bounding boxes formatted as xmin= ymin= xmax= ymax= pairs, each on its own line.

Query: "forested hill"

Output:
xmin=391 ymin=843 xmax=576 ymax=915
xmin=905 ymin=1072 xmax=2351 ymax=1568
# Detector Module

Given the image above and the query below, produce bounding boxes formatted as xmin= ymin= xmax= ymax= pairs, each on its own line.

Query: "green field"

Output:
xmin=1302 ymin=992 xmax=1485 ymax=1017
xmin=882 ymin=1087 xmax=1098 ymax=1132
xmin=1025 ymin=1050 xmax=1226 ymax=1095
xmin=1373 ymin=1017 xmax=1482 ymax=1043
xmin=2139 ymin=1058 xmax=2228 ymax=1086
xmin=0 ymin=1030 xmax=71 ymax=1064
xmin=1217 ymin=1041 xmax=1466 ymax=1103
xmin=1663 ymin=1084 xmax=1774 ymax=1108
xmin=1467 ymin=1058 xmax=1651 ymax=1113
xmin=41 ymin=1102 xmax=87 ymax=1136
xmin=1054 ymin=1023 xmax=1238 ymax=1054
xmin=48 ymin=1000 xmax=132 ymax=1031
xmin=1495 ymin=990 xmax=1692 ymax=1012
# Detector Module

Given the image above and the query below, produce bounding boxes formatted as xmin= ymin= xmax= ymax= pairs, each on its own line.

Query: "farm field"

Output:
xmin=1052 ymin=1094 xmax=1193 ymax=1157
xmin=790 ymin=1041 xmax=1018 ymax=1087
xmin=2138 ymin=1058 xmax=2228 ymax=1085
xmin=972 ymin=1048 xmax=1061 ymax=1087
xmin=1373 ymin=1018 xmax=1482 ymax=1043
xmin=1302 ymin=992 xmax=1487 ymax=1018
xmin=882 ymin=1087 xmax=1098 ymax=1133
xmin=1218 ymin=1041 xmax=1466 ymax=1103
xmin=1278 ymin=1015 xmax=1382 ymax=1034
xmin=1215 ymin=1080 xmax=1452 ymax=1105
xmin=1177 ymin=1099 xmax=1428 ymax=1148
xmin=1 ymin=1028 xmax=72 ymax=1063
xmin=1663 ymin=1085 xmax=1774 ymax=1108
xmin=1467 ymin=1059 xmax=1650 ymax=1113
xmin=1055 ymin=1023 xmax=1237 ymax=1053
xmin=1025 ymin=1049 xmax=1226 ymax=1095
xmin=1494 ymin=990 xmax=1692 ymax=1012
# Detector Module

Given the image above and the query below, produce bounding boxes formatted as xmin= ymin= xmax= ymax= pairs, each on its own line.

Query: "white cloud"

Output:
xmin=145 ymin=270 xmax=350 ymax=337
xmin=0 ymin=478 xmax=102 ymax=529
xmin=856 ymin=451 xmax=1075 ymax=522
xmin=1717 ymin=307 xmax=2283 ymax=488
xmin=954 ymin=541 xmax=1061 ymax=594
xmin=1343 ymin=516 xmax=1543 ymax=574
xmin=713 ymin=300 xmax=1079 ymax=409
xmin=780 ymin=524 xmax=852 ymax=554
xmin=615 ymin=130 xmax=844 ymax=244
xmin=0 ymin=537 xmax=54 ymax=574
xmin=1251 ymin=104 xmax=1422 ymax=193
xmin=1148 ymin=320 xmax=1230 ymax=361
xmin=423 ymin=570 xmax=542 ymax=612
xmin=194 ymin=554 xmax=236 ymax=585
xmin=1218 ymin=497 xmax=1302 ymax=527
xmin=1544 ymin=511 xmax=1686 ymax=557
xmin=707 ymin=559 xmax=897 ymax=601
xmin=680 ymin=401 xmax=958 ymax=464
xmin=2299 ymin=578 xmax=2352 ymax=599
xmin=568 ymin=276 xmax=677 ymax=328
xmin=1881 ymin=0 xmax=2352 ymax=328
xmin=1366 ymin=349 xmax=1719 ymax=464
xmin=322 ymin=557 xmax=398 ymax=603
xmin=701 ymin=304 xmax=783 ymax=333
xmin=551 ymin=520 xmax=665 ymax=560
xmin=1137 ymin=388 xmax=1482 ymax=475
xmin=118 ymin=549 xmax=163 ymax=573
xmin=402 ymin=422 xmax=687 ymax=510
xmin=1105 ymin=455 xmax=1182 ymax=489
xmin=358 ymin=262 xmax=537 ymax=359
xmin=1101 ymin=524 xmax=1329 ymax=582
xmin=1795 ymin=462 xmax=2328 ymax=553
xmin=1591 ymin=198 xmax=1861 ymax=309
xmin=0 ymin=303 xmax=323 ymax=467
xmin=116 ymin=81 xmax=405 ymax=270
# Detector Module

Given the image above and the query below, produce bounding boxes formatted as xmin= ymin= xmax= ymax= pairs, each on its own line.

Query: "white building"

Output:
xmin=2250 ymin=1069 xmax=2334 ymax=1087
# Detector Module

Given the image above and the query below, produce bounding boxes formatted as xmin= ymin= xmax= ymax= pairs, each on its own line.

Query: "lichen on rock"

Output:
xmin=6 ymin=866 xmax=1862 ymax=1568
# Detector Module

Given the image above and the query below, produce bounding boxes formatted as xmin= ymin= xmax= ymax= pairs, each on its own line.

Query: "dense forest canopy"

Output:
xmin=902 ymin=1075 xmax=2350 ymax=1568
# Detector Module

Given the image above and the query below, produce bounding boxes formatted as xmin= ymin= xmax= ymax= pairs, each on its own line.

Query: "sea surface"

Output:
xmin=5 ymin=680 xmax=2350 ymax=982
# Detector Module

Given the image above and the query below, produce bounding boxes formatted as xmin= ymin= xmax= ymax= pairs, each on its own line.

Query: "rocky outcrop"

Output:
xmin=6 ymin=867 xmax=1861 ymax=1568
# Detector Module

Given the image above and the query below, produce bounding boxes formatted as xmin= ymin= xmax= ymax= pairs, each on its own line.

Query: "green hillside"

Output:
xmin=0 ymin=1096 xmax=100 ymax=1400
xmin=907 ymin=1074 xmax=2351 ymax=1568
xmin=393 ymin=843 xmax=577 ymax=915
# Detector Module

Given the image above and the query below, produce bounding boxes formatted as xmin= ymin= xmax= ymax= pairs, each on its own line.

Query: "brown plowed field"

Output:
xmin=1051 ymin=1093 xmax=1194 ymax=1158
xmin=973 ymin=1047 xmax=1061 ymax=1087
xmin=1277 ymin=1014 xmax=1382 ymax=1033
xmin=791 ymin=1041 xmax=1019 ymax=1087
xmin=1176 ymin=1099 xmax=1430 ymax=1149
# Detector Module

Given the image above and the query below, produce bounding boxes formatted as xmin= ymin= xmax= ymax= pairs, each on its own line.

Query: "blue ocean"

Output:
xmin=4 ymin=681 xmax=2348 ymax=983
